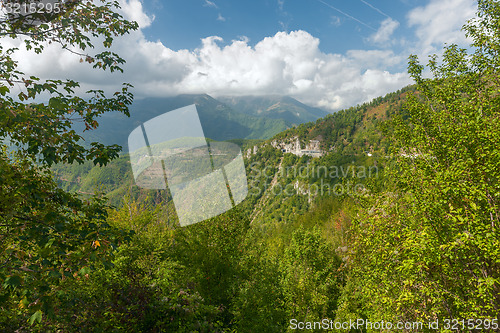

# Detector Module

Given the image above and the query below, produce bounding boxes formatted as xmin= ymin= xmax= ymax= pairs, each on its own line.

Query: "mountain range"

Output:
xmin=54 ymin=86 xmax=413 ymax=207
xmin=77 ymin=94 xmax=330 ymax=152
xmin=218 ymin=95 xmax=329 ymax=125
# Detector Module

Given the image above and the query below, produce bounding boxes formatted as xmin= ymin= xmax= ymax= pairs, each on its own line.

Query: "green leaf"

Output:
xmin=78 ymin=266 xmax=91 ymax=276
xmin=0 ymin=86 xmax=9 ymax=96
xmin=28 ymin=310 xmax=43 ymax=325
xmin=3 ymin=275 xmax=22 ymax=289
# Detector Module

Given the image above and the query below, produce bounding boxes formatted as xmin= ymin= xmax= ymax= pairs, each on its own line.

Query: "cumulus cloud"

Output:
xmin=120 ymin=0 xmax=153 ymax=28
xmin=369 ymin=18 xmax=399 ymax=46
xmin=407 ymin=0 xmax=476 ymax=56
xmin=3 ymin=0 xmax=417 ymax=111
xmin=114 ymin=30 xmax=410 ymax=110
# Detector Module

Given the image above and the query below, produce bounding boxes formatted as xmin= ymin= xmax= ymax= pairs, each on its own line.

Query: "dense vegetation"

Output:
xmin=1 ymin=0 xmax=500 ymax=332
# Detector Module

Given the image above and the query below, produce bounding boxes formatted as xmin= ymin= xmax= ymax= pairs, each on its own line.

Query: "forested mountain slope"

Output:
xmin=46 ymin=82 xmax=425 ymax=332
xmin=239 ymin=85 xmax=414 ymax=226
xmin=53 ymin=85 xmax=413 ymax=213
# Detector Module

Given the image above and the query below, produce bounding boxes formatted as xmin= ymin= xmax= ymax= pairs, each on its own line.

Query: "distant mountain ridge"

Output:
xmin=218 ymin=95 xmax=329 ymax=125
xmin=77 ymin=94 xmax=328 ymax=152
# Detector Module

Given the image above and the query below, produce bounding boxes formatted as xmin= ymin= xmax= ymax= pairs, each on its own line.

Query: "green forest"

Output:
xmin=1 ymin=0 xmax=499 ymax=332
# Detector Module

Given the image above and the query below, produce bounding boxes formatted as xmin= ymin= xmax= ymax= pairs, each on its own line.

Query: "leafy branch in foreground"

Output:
xmin=0 ymin=0 xmax=138 ymax=327
xmin=343 ymin=0 xmax=500 ymax=326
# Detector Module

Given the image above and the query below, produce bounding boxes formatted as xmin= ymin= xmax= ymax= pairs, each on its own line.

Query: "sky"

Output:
xmin=3 ymin=0 xmax=478 ymax=111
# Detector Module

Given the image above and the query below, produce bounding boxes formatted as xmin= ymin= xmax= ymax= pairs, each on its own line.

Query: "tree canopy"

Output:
xmin=343 ymin=0 xmax=500 ymax=325
xmin=0 ymin=0 xmax=138 ymax=326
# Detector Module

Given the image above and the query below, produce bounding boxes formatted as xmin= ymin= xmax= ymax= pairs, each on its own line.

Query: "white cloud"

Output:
xmin=3 ymin=0 xmax=414 ymax=112
xmin=204 ymin=0 xmax=218 ymax=8
xmin=116 ymin=30 xmax=410 ymax=110
xmin=346 ymin=49 xmax=404 ymax=69
xmin=217 ymin=13 xmax=226 ymax=22
xmin=407 ymin=0 xmax=476 ymax=56
xmin=120 ymin=0 xmax=153 ymax=28
xmin=369 ymin=18 xmax=399 ymax=46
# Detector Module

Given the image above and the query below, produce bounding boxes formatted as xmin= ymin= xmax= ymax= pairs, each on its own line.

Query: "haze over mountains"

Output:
xmin=79 ymin=94 xmax=329 ymax=151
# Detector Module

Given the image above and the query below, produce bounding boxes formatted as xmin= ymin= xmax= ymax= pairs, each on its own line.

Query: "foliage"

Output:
xmin=0 ymin=0 xmax=138 ymax=327
xmin=280 ymin=227 xmax=342 ymax=326
xmin=4 ymin=1 xmax=500 ymax=331
xmin=231 ymin=227 xmax=287 ymax=332
xmin=344 ymin=0 xmax=500 ymax=328
xmin=171 ymin=207 xmax=251 ymax=328
xmin=0 ymin=150 xmax=132 ymax=329
xmin=26 ymin=202 xmax=223 ymax=332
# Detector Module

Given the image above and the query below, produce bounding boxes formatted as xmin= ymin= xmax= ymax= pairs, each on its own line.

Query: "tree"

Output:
xmin=0 ymin=0 xmax=138 ymax=327
xmin=280 ymin=227 xmax=342 ymax=325
xmin=345 ymin=0 xmax=500 ymax=326
xmin=171 ymin=207 xmax=250 ymax=327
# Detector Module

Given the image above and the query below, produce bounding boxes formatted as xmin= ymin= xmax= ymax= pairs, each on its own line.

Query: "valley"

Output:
xmin=54 ymin=85 xmax=409 ymax=224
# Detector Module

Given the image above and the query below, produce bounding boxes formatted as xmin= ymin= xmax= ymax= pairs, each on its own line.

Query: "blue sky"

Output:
xmin=4 ymin=0 xmax=478 ymax=111
xmin=142 ymin=0 xmax=413 ymax=57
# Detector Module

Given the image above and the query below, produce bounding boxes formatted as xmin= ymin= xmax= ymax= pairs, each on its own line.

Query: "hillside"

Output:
xmin=75 ymin=94 xmax=329 ymax=152
xmin=269 ymin=85 xmax=414 ymax=154
xmin=54 ymin=86 xmax=413 ymax=214
xmin=239 ymin=85 xmax=414 ymax=225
